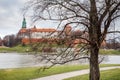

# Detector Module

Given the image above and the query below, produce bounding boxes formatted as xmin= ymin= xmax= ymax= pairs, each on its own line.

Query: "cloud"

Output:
xmin=0 ymin=0 xmax=58 ymax=38
xmin=0 ymin=0 xmax=26 ymax=38
xmin=0 ymin=0 xmax=119 ymax=39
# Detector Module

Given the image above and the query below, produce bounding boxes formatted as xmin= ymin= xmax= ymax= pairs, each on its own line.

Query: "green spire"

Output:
xmin=22 ymin=17 xmax=26 ymax=28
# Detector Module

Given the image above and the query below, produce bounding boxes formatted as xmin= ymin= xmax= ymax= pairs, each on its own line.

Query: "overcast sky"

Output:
xmin=0 ymin=0 xmax=24 ymax=38
xmin=0 ymin=0 xmax=119 ymax=39
xmin=0 ymin=0 xmax=58 ymax=39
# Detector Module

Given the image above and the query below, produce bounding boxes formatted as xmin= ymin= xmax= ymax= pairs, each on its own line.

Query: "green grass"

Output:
xmin=64 ymin=68 xmax=120 ymax=80
xmin=0 ymin=45 xmax=31 ymax=53
xmin=0 ymin=44 xmax=120 ymax=55
xmin=100 ymin=49 xmax=120 ymax=55
xmin=0 ymin=64 xmax=120 ymax=80
xmin=0 ymin=65 xmax=88 ymax=80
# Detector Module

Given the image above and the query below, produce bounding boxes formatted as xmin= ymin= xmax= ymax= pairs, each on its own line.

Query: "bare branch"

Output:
xmin=107 ymin=31 xmax=120 ymax=34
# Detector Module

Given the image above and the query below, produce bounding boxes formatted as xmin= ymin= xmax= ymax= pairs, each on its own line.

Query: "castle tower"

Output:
xmin=22 ymin=17 xmax=27 ymax=28
xmin=64 ymin=25 xmax=72 ymax=36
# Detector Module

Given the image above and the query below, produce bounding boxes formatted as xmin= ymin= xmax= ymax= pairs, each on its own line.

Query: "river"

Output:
xmin=0 ymin=53 xmax=120 ymax=69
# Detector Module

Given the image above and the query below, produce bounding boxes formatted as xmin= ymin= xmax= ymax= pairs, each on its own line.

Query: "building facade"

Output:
xmin=17 ymin=18 xmax=106 ymax=47
xmin=17 ymin=18 xmax=58 ymax=44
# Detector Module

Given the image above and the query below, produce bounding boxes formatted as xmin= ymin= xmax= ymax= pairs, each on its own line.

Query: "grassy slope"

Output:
xmin=0 ymin=45 xmax=31 ymax=53
xmin=0 ymin=65 xmax=88 ymax=80
xmin=0 ymin=64 xmax=120 ymax=80
xmin=100 ymin=49 xmax=120 ymax=55
xmin=64 ymin=68 xmax=120 ymax=80
xmin=0 ymin=45 xmax=120 ymax=55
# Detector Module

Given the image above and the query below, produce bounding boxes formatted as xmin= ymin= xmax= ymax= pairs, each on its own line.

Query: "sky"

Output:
xmin=0 ymin=0 xmax=119 ymax=39
xmin=0 ymin=0 xmax=25 ymax=38
xmin=0 ymin=0 xmax=58 ymax=39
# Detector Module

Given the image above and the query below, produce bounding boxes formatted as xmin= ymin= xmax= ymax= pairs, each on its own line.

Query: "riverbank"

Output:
xmin=0 ymin=45 xmax=120 ymax=55
xmin=0 ymin=64 xmax=120 ymax=80
xmin=100 ymin=49 xmax=120 ymax=55
xmin=0 ymin=45 xmax=31 ymax=53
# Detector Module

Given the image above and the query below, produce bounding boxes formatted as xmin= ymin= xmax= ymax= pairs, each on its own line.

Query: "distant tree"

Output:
xmin=0 ymin=37 xmax=3 ymax=46
xmin=14 ymin=35 xmax=23 ymax=46
xmin=106 ymin=37 xmax=120 ymax=49
xmin=3 ymin=35 xmax=9 ymax=47
xmin=3 ymin=34 xmax=16 ymax=47
xmin=25 ymin=0 xmax=120 ymax=80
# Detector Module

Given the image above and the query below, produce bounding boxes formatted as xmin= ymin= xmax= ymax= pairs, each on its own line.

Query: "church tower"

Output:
xmin=22 ymin=17 xmax=27 ymax=28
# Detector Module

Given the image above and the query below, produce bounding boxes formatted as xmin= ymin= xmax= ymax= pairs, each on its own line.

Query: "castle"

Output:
xmin=17 ymin=18 xmax=106 ymax=47
xmin=17 ymin=18 xmax=71 ymax=44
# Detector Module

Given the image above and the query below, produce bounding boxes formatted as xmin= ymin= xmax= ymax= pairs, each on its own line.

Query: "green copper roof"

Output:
xmin=22 ymin=17 xmax=26 ymax=28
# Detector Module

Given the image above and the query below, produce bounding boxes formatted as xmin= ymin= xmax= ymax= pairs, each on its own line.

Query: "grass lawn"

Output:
xmin=0 ymin=44 xmax=120 ymax=55
xmin=0 ymin=64 xmax=120 ymax=80
xmin=64 ymin=68 xmax=120 ymax=80
xmin=0 ymin=45 xmax=120 ymax=55
xmin=0 ymin=45 xmax=31 ymax=53
xmin=100 ymin=49 xmax=120 ymax=55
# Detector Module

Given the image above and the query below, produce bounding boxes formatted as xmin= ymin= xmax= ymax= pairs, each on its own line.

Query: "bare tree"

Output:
xmin=25 ymin=0 xmax=120 ymax=80
xmin=106 ymin=36 xmax=120 ymax=49
xmin=0 ymin=37 xmax=3 ymax=46
xmin=3 ymin=34 xmax=16 ymax=47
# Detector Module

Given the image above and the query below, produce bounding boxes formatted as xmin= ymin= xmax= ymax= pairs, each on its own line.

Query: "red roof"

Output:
xmin=19 ymin=28 xmax=27 ymax=33
xmin=18 ymin=27 xmax=56 ymax=33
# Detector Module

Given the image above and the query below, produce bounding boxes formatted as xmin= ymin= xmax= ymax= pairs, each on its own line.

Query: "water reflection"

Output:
xmin=0 ymin=53 xmax=120 ymax=69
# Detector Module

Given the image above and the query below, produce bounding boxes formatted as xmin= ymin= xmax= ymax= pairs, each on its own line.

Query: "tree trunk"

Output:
xmin=89 ymin=45 xmax=100 ymax=80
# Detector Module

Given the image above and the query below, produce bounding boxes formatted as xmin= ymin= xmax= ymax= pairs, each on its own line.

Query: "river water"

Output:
xmin=0 ymin=53 xmax=41 ymax=69
xmin=0 ymin=53 xmax=120 ymax=69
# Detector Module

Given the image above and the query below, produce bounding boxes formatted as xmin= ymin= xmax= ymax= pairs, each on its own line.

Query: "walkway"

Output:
xmin=33 ymin=66 xmax=120 ymax=80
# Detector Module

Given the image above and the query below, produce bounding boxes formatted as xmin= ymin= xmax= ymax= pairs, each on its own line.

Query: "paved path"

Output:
xmin=33 ymin=66 xmax=120 ymax=80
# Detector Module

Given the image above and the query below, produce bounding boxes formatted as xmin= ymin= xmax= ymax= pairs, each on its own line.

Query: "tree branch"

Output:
xmin=107 ymin=31 xmax=120 ymax=34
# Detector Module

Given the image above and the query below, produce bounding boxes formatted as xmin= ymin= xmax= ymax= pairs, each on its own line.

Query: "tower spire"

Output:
xmin=22 ymin=17 xmax=26 ymax=28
